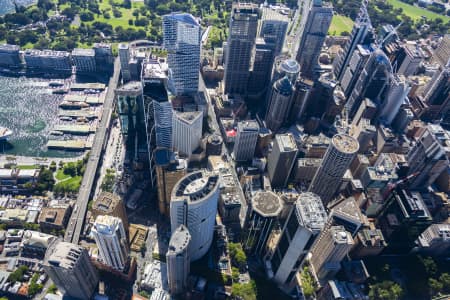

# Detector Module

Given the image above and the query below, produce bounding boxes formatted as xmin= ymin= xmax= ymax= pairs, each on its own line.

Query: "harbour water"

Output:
xmin=0 ymin=75 xmax=81 ymax=158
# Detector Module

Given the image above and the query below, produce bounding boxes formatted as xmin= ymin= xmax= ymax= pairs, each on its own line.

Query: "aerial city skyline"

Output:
xmin=0 ymin=0 xmax=449 ymax=299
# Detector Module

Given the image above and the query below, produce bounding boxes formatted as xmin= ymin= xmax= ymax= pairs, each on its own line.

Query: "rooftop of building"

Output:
xmin=297 ymin=158 xmax=322 ymax=166
xmin=173 ymin=170 xmax=219 ymax=202
xmin=44 ymin=241 xmax=85 ymax=270
xmin=276 ymin=133 xmax=298 ymax=152
xmin=118 ymin=43 xmax=129 ymax=49
xmin=72 ymin=48 xmax=95 ymax=56
xmin=38 ymin=207 xmax=69 ymax=226
xmin=252 ymin=191 xmax=283 ymax=217
xmin=332 ymin=134 xmax=359 ymax=154
xmin=331 ymin=197 xmax=367 ymax=226
xmin=154 ymin=148 xmax=187 ymax=170
xmin=296 ymin=192 xmax=328 ymax=231
xmin=93 ymin=215 xmax=122 ymax=235
xmin=164 ymin=12 xmax=199 ymax=27
xmin=0 ymin=44 xmax=20 ymax=51
xmin=167 ymin=225 xmax=191 ymax=254
xmin=92 ymin=192 xmax=122 ymax=214
xmin=330 ymin=226 xmax=353 ymax=244
xmin=260 ymin=5 xmax=290 ymax=22
xmin=116 ymin=81 xmax=143 ymax=94
xmin=22 ymin=230 xmax=57 ymax=249
xmin=279 ymin=59 xmax=300 ymax=74
xmin=24 ymin=49 xmax=70 ymax=56
xmin=175 ymin=111 xmax=203 ymax=124
xmin=274 ymin=76 xmax=294 ymax=95
xmin=394 ymin=188 xmax=432 ymax=220
xmin=238 ymin=120 xmax=259 ymax=131
xmin=358 ymin=227 xmax=387 ymax=246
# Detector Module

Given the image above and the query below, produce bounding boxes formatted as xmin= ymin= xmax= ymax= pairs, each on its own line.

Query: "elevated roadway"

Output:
xmin=64 ymin=58 xmax=120 ymax=244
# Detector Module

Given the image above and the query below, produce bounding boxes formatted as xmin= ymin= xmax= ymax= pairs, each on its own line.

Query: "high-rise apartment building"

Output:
xmin=309 ymin=226 xmax=354 ymax=284
xmin=265 ymin=76 xmax=294 ymax=132
xmin=270 ymin=193 xmax=328 ymax=289
xmin=333 ymin=0 xmax=372 ymax=80
xmin=267 ymin=133 xmax=298 ymax=188
xmin=43 ymin=241 xmax=99 ymax=300
xmin=224 ymin=3 xmax=259 ymax=94
xmin=309 ymin=134 xmax=359 ymax=205
xmin=244 ymin=191 xmax=283 ymax=256
xmin=167 ymin=225 xmax=191 ymax=295
xmin=170 ymin=171 xmax=220 ymax=261
xmin=91 ymin=215 xmax=129 ymax=270
xmin=163 ymin=13 xmax=201 ymax=95
xmin=172 ymin=111 xmax=203 ymax=158
xmin=118 ymin=43 xmax=131 ymax=82
xmin=233 ymin=120 xmax=259 ymax=161
xmin=154 ymin=148 xmax=187 ymax=217
xmin=295 ymin=0 xmax=333 ymax=79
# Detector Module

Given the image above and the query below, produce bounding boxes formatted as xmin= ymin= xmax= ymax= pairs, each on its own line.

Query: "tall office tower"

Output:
xmin=310 ymin=226 xmax=354 ymax=284
xmin=309 ymin=134 xmax=359 ymax=205
xmin=396 ymin=42 xmax=424 ymax=76
xmin=224 ymin=3 xmax=259 ymax=94
xmin=270 ymin=193 xmax=328 ymax=289
xmin=267 ymin=133 xmax=298 ymax=188
xmin=154 ymin=98 xmax=173 ymax=149
xmin=351 ymin=98 xmax=377 ymax=127
xmin=72 ymin=48 xmax=96 ymax=74
xmin=290 ymin=77 xmax=314 ymax=122
xmin=233 ymin=120 xmax=259 ymax=161
xmin=0 ymin=44 xmax=21 ymax=68
xmin=244 ymin=191 xmax=283 ymax=256
xmin=272 ymin=57 xmax=301 ymax=84
xmin=167 ymin=225 xmax=191 ymax=295
xmin=118 ymin=43 xmax=131 ymax=82
xmin=91 ymin=215 xmax=129 ymax=270
xmin=163 ymin=13 xmax=201 ymax=95
xmin=306 ymin=72 xmax=338 ymax=120
xmin=379 ymin=75 xmax=410 ymax=125
xmin=154 ymin=148 xmax=187 ymax=216
xmin=346 ymin=49 xmax=392 ymax=118
xmin=407 ymin=124 xmax=449 ymax=189
xmin=416 ymin=223 xmax=450 ymax=257
xmin=333 ymin=0 xmax=372 ymax=80
xmin=172 ymin=111 xmax=203 ymax=158
xmin=421 ymin=67 xmax=449 ymax=120
xmin=93 ymin=43 xmax=114 ymax=73
xmin=170 ymin=170 xmax=220 ymax=261
xmin=433 ymin=34 xmax=450 ymax=67
xmin=43 ymin=241 xmax=99 ymax=299
xmin=92 ymin=192 xmax=129 ymax=232
xmin=116 ymin=81 xmax=146 ymax=159
xmin=265 ymin=77 xmax=294 ymax=132
xmin=260 ymin=6 xmax=289 ymax=56
xmin=351 ymin=118 xmax=376 ymax=153
xmin=248 ymin=39 xmax=274 ymax=96
xmin=295 ymin=0 xmax=333 ymax=79
xmin=340 ymin=45 xmax=371 ymax=98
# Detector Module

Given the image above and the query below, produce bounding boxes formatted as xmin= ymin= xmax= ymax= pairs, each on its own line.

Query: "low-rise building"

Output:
xmin=21 ymin=230 xmax=57 ymax=258
xmin=0 ymin=169 xmax=39 ymax=194
xmin=38 ymin=206 xmax=71 ymax=233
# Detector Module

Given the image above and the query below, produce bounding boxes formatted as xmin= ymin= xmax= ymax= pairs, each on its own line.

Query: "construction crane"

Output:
xmin=382 ymin=172 xmax=420 ymax=199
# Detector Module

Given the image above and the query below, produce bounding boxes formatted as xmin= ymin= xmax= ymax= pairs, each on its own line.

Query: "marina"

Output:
xmin=0 ymin=75 xmax=107 ymax=158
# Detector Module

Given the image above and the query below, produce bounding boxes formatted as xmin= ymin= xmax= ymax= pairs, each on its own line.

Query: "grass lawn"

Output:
xmin=386 ymin=0 xmax=450 ymax=21
xmin=91 ymin=1 xmax=146 ymax=29
xmin=55 ymin=169 xmax=71 ymax=181
xmin=329 ymin=14 xmax=354 ymax=36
